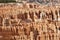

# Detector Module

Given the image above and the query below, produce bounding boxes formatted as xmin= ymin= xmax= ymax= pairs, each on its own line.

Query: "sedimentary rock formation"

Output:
xmin=0 ymin=3 xmax=60 ymax=40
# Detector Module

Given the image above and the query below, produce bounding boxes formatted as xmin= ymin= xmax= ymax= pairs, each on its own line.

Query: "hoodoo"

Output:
xmin=0 ymin=1 xmax=60 ymax=40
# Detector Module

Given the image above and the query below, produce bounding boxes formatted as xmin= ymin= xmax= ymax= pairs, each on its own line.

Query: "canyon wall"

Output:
xmin=0 ymin=3 xmax=60 ymax=40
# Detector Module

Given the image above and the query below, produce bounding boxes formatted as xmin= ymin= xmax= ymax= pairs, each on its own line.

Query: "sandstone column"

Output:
xmin=30 ymin=31 xmax=34 ymax=40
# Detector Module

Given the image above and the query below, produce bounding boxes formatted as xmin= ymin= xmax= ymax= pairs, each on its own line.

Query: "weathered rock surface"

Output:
xmin=0 ymin=3 xmax=60 ymax=40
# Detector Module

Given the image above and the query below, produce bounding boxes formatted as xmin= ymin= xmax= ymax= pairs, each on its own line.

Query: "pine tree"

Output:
xmin=0 ymin=0 xmax=16 ymax=3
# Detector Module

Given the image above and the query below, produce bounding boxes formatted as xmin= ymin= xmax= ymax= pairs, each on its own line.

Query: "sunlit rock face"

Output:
xmin=0 ymin=3 xmax=60 ymax=22
xmin=0 ymin=2 xmax=60 ymax=40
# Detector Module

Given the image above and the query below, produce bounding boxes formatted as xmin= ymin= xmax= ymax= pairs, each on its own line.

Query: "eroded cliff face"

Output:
xmin=0 ymin=3 xmax=60 ymax=40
